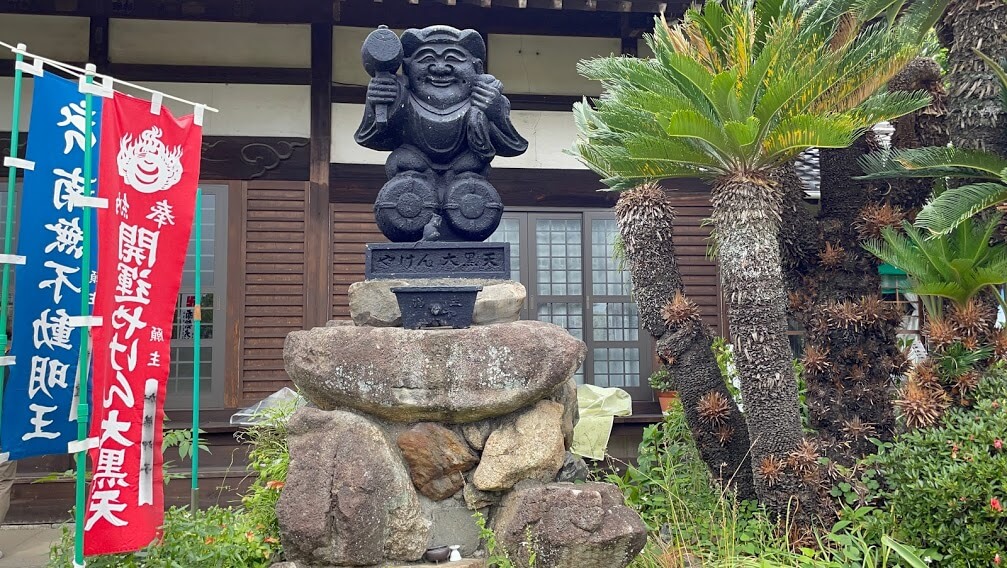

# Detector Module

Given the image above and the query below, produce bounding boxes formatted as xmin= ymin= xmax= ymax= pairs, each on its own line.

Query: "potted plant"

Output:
xmin=648 ymin=367 xmax=677 ymax=413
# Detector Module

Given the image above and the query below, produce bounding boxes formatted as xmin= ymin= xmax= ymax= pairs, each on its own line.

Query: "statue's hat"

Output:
xmin=401 ymin=26 xmax=486 ymax=62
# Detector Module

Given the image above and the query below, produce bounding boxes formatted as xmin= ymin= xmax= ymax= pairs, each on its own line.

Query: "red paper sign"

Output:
xmin=85 ymin=92 xmax=201 ymax=556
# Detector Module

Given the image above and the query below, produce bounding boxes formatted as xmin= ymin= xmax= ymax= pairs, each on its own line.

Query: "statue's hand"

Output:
xmin=366 ymin=75 xmax=400 ymax=108
xmin=472 ymin=75 xmax=504 ymax=118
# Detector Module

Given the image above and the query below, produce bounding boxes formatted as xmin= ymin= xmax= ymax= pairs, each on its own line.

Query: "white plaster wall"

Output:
xmin=487 ymin=34 xmax=618 ymax=96
xmin=110 ymin=19 xmax=310 ymax=68
xmin=333 ymin=27 xmax=618 ymax=97
xmin=0 ymin=15 xmax=89 ymax=63
xmin=122 ymin=82 xmax=310 ymax=137
xmin=0 ymin=77 xmax=34 ymax=131
xmin=331 ymin=103 xmax=585 ymax=170
xmin=1 ymin=77 xmax=308 ymax=137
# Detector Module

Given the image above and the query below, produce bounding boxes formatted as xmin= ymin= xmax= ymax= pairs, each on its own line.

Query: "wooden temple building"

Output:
xmin=0 ymin=0 xmax=726 ymax=522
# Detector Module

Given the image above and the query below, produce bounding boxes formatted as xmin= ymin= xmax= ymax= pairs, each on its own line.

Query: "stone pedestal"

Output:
xmin=277 ymin=281 xmax=646 ymax=568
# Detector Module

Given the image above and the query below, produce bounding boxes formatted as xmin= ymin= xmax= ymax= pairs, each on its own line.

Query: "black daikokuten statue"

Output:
xmin=356 ymin=25 xmax=528 ymax=242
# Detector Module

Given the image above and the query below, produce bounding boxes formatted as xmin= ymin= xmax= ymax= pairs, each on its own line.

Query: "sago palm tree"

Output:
xmin=570 ymin=0 xmax=945 ymax=516
xmin=863 ymin=214 xmax=1007 ymax=319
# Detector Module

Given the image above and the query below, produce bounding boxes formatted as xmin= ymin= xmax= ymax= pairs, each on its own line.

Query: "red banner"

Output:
xmin=85 ymin=92 xmax=201 ymax=555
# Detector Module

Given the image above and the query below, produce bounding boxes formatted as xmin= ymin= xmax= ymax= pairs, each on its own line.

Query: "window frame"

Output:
xmin=494 ymin=208 xmax=656 ymax=401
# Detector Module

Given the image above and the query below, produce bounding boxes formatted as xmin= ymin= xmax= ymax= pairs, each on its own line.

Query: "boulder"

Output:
xmin=463 ymin=478 xmax=501 ymax=510
xmin=348 ymin=278 xmax=526 ymax=327
xmin=419 ymin=494 xmax=483 ymax=557
xmin=555 ymin=452 xmax=590 ymax=483
xmin=461 ymin=420 xmax=494 ymax=451
xmin=284 ymin=320 xmax=586 ymax=423
xmin=397 ymin=423 xmax=479 ymax=501
xmin=277 ymin=408 xmax=430 ymax=566
xmin=472 ymin=401 xmax=566 ymax=491
xmin=548 ymin=378 xmax=579 ymax=449
xmin=493 ymin=483 xmax=647 ymax=568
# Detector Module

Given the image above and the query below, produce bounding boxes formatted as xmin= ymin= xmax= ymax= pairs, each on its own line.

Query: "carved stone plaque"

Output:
xmin=365 ymin=242 xmax=511 ymax=280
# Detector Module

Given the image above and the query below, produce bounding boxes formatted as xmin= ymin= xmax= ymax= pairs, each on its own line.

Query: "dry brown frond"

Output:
xmin=829 ymin=12 xmax=858 ymax=51
xmin=894 ymin=380 xmax=950 ymax=430
xmin=788 ymin=291 xmax=812 ymax=313
xmin=841 ymin=417 xmax=876 ymax=441
xmin=846 ymin=365 xmax=868 ymax=383
xmin=819 ymin=241 xmax=846 ymax=268
xmin=855 ymin=203 xmax=906 ymax=239
xmin=825 ymin=300 xmax=864 ymax=329
xmin=788 ymin=439 xmax=821 ymax=479
xmin=662 ymin=292 xmax=702 ymax=327
xmin=993 ymin=328 xmax=1007 ymax=359
xmin=925 ymin=318 xmax=959 ymax=351
xmin=696 ymin=391 xmax=731 ymax=427
xmin=715 ymin=425 xmax=734 ymax=446
xmin=908 ymin=359 xmax=942 ymax=390
xmin=960 ymin=334 xmax=981 ymax=351
xmin=950 ymin=298 xmax=996 ymax=338
xmin=858 ymin=296 xmax=886 ymax=326
xmin=758 ymin=455 xmax=786 ymax=487
xmin=801 ymin=345 xmax=831 ymax=376
xmin=953 ymin=371 xmax=981 ymax=398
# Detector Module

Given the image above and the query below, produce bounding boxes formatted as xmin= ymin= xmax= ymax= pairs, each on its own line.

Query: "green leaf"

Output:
xmin=882 ymin=536 xmax=929 ymax=568
xmin=724 ymin=117 xmax=762 ymax=148
xmin=916 ymin=182 xmax=1007 ymax=236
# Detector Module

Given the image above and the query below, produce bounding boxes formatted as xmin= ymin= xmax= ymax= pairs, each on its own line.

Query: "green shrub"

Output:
xmin=47 ymin=506 xmax=279 ymax=567
xmin=235 ymin=400 xmax=296 ymax=539
xmin=876 ymin=369 xmax=1007 ymax=566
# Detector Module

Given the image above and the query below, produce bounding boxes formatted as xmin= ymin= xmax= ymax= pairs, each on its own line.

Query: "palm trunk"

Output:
xmin=803 ymin=139 xmax=905 ymax=462
xmin=711 ymin=174 xmax=818 ymax=520
xmin=615 ymin=185 xmax=755 ymax=501
xmin=943 ymin=0 xmax=1007 ymax=154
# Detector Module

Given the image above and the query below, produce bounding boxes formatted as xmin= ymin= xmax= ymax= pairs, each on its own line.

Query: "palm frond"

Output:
xmin=857 ymin=147 xmax=1007 ymax=181
xmin=916 ymin=183 xmax=1007 ymax=236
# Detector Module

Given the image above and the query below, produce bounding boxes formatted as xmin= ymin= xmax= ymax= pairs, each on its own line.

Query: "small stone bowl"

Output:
xmin=424 ymin=545 xmax=451 ymax=563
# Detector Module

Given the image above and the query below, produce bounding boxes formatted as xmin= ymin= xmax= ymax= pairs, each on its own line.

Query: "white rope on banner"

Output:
xmin=0 ymin=254 xmax=26 ymax=265
xmin=67 ymin=315 xmax=103 ymax=328
xmin=0 ymin=40 xmax=219 ymax=116
xmin=69 ymin=194 xmax=109 ymax=210
xmin=2 ymin=157 xmax=34 ymax=171
xmin=67 ymin=437 xmax=99 ymax=454
xmin=0 ymin=356 xmax=14 ymax=366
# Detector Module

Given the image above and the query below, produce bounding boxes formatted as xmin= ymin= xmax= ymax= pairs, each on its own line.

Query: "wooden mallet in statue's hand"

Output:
xmin=361 ymin=25 xmax=403 ymax=124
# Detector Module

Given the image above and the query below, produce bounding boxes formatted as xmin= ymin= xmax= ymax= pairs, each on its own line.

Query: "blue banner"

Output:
xmin=0 ymin=73 xmax=100 ymax=460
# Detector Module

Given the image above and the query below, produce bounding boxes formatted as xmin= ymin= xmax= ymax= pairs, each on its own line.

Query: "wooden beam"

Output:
xmin=306 ymin=16 xmax=334 ymax=328
xmin=332 ymin=84 xmax=580 ymax=112
xmin=88 ymin=14 xmax=110 ymax=73
xmin=329 ymin=163 xmax=709 ymax=207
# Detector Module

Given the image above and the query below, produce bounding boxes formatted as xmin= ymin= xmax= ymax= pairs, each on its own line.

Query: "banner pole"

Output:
xmin=191 ymin=188 xmax=202 ymax=513
xmin=0 ymin=43 xmax=28 ymax=447
xmin=73 ymin=63 xmax=98 ymax=568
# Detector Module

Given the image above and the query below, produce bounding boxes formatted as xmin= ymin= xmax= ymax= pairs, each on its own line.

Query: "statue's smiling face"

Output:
xmin=405 ymin=44 xmax=481 ymax=108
